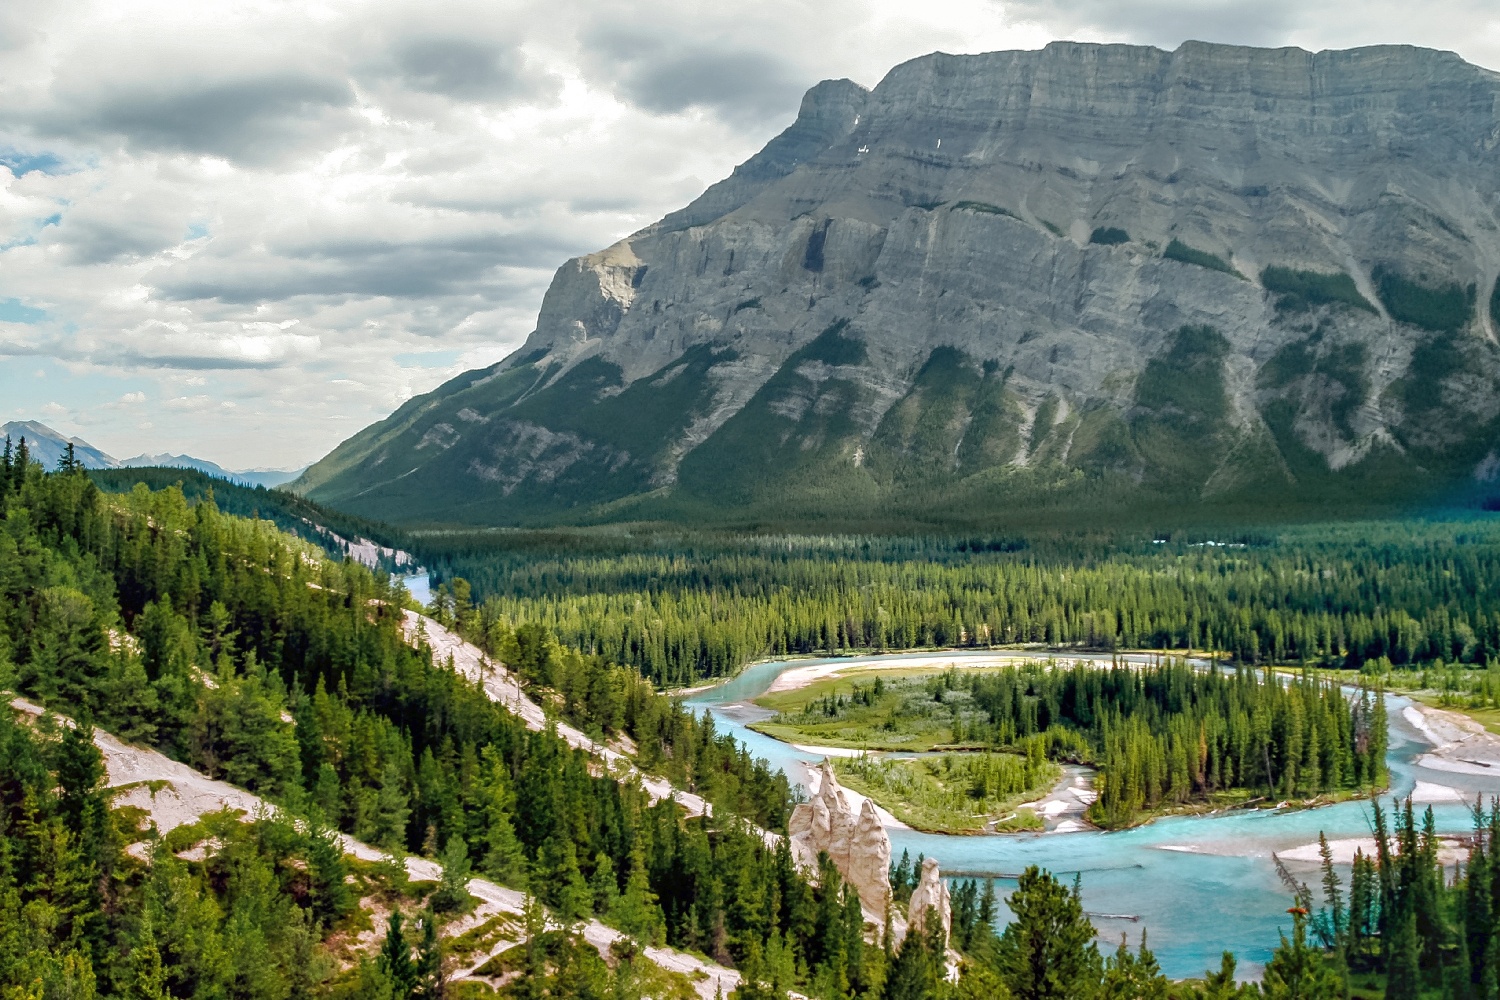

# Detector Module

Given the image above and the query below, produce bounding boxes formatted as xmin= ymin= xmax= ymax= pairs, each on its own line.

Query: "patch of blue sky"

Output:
xmin=186 ymin=222 xmax=209 ymax=240
xmin=395 ymin=349 xmax=463 ymax=368
xmin=0 ymin=149 xmax=65 ymax=177
xmin=0 ymin=298 xmax=46 ymax=324
xmin=2 ymin=211 xmax=65 ymax=251
xmin=0 ymin=359 xmax=153 ymax=428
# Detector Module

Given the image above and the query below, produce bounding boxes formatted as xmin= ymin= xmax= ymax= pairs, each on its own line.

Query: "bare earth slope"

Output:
xmin=10 ymin=695 xmax=743 ymax=999
xmin=298 ymin=41 xmax=1500 ymax=526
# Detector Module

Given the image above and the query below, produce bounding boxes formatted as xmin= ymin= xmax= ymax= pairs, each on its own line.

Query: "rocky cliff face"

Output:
xmin=906 ymin=856 xmax=952 ymax=947
xmin=297 ymin=41 xmax=1500 ymax=526
xmin=788 ymin=761 xmax=893 ymax=918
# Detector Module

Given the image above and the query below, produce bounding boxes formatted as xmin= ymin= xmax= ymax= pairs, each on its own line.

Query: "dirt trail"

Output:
xmin=403 ymin=610 xmax=783 ymax=850
xmin=10 ymin=696 xmax=740 ymax=1000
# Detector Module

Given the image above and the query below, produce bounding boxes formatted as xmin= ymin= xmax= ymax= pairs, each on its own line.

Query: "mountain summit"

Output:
xmin=296 ymin=41 xmax=1500 ymax=526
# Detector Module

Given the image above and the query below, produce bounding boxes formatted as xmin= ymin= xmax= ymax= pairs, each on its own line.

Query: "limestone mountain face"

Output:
xmin=298 ymin=41 xmax=1500 ymax=526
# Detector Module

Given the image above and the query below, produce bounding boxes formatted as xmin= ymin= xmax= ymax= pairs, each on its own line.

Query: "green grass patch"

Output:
xmin=752 ymin=665 xmax=1031 ymax=751
xmin=833 ymin=752 xmax=1056 ymax=833
xmin=1373 ymin=266 xmax=1476 ymax=332
xmin=1089 ymin=227 xmax=1129 ymax=246
xmin=1163 ymin=239 xmax=1244 ymax=278
xmin=1262 ymin=266 xmax=1376 ymax=314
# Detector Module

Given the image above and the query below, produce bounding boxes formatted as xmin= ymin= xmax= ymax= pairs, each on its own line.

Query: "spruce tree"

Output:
xmin=430 ymin=835 xmax=472 ymax=914
xmin=993 ymin=866 xmax=1101 ymax=1000
xmin=412 ymin=909 xmax=444 ymax=999
xmin=1385 ymin=907 xmax=1422 ymax=1000
xmin=378 ymin=911 xmax=417 ymax=999
xmin=1261 ymin=908 xmax=1344 ymax=1000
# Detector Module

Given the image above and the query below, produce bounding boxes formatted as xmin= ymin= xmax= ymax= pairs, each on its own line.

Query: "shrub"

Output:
xmin=1090 ymin=227 xmax=1130 ymax=246
xmin=1491 ymin=276 xmax=1500 ymax=329
xmin=1261 ymin=267 xmax=1376 ymax=314
xmin=1163 ymin=239 xmax=1243 ymax=278
xmin=1372 ymin=266 xmax=1475 ymax=332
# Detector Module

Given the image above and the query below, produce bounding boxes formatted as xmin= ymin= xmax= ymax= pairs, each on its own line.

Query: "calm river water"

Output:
xmin=686 ymin=650 xmax=1500 ymax=977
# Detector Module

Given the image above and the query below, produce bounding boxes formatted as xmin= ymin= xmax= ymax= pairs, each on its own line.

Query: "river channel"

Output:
xmin=685 ymin=649 xmax=1500 ymax=977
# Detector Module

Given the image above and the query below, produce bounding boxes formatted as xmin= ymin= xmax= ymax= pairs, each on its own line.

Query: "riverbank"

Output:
xmin=1405 ymin=700 xmax=1500 ymax=778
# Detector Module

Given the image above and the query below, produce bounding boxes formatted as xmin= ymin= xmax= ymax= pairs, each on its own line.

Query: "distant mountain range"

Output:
xmin=296 ymin=41 xmax=1500 ymax=528
xmin=2 ymin=420 xmax=303 ymax=488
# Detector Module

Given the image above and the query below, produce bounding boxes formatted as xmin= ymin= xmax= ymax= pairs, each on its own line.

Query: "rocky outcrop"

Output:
xmin=299 ymin=41 xmax=1500 ymax=527
xmin=907 ymin=856 xmax=952 ymax=947
xmin=788 ymin=761 xmax=892 ymax=917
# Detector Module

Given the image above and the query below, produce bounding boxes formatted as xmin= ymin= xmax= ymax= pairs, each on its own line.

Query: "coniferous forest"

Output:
xmin=2 ymin=444 xmax=1498 ymax=999
xmin=415 ymin=523 xmax=1500 ymax=687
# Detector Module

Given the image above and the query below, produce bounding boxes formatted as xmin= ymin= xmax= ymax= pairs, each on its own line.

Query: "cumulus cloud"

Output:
xmin=1 ymin=0 xmax=1497 ymax=468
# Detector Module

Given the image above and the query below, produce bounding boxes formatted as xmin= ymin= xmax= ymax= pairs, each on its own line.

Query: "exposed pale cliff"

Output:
xmin=788 ymin=761 xmax=893 ymax=918
xmin=297 ymin=41 xmax=1500 ymax=527
xmin=907 ymin=856 xmax=953 ymax=947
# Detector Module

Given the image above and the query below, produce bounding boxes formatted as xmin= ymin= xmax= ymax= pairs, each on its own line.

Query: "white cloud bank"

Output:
xmin=0 ymin=0 xmax=1496 ymax=468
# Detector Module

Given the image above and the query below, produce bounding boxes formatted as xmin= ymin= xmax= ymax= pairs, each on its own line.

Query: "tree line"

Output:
xmin=417 ymin=522 xmax=1500 ymax=686
xmin=951 ymin=661 xmax=1386 ymax=826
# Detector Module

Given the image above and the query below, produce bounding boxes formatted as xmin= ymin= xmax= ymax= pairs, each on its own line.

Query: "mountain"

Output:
xmin=1 ymin=420 xmax=120 ymax=471
xmin=121 ymin=453 xmax=304 ymax=488
xmin=295 ymin=41 xmax=1500 ymax=528
xmin=3 ymin=420 xmax=302 ymax=487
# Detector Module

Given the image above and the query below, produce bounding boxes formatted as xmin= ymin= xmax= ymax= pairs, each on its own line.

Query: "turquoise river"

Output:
xmin=685 ymin=650 xmax=1500 ymax=978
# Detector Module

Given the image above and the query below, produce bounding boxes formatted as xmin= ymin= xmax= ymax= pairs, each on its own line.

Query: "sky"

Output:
xmin=2 ymin=1 xmax=1499 ymax=470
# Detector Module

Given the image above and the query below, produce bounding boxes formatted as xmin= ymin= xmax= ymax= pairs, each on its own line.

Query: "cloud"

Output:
xmin=1004 ymin=0 xmax=1302 ymax=48
xmin=0 ymin=0 xmax=1496 ymax=467
xmin=579 ymin=26 xmax=806 ymax=125
xmin=1004 ymin=0 xmax=1500 ymax=66
xmin=385 ymin=36 xmax=558 ymax=103
xmin=51 ymin=73 xmax=358 ymax=165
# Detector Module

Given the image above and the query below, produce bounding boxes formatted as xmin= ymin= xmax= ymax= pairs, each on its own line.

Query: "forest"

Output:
xmin=0 ymin=444 xmax=1475 ymax=999
xmin=768 ymin=662 xmax=1386 ymax=828
xmin=413 ymin=521 xmax=1500 ymax=687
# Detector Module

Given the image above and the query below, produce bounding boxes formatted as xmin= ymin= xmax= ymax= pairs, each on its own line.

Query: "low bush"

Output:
xmin=1164 ymin=239 xmax=1242 ymax=278
xmin=1373 ymin=265 xmax=1475 ymax=332
xmin=1262 ymin=266 xmax=1377 ymax=314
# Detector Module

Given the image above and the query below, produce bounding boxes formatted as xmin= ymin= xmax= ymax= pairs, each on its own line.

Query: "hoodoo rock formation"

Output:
xmin=788 ymin=761 xmax=893 ymax=917
xmin=907 ymin=856 xmax=953 ymax=946
xmin=299 ymin=41 xmax=1500 ymax=527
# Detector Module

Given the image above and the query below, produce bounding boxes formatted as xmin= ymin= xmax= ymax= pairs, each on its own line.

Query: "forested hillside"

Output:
xmin=88 ymin=463 xmax=414 ymax=573
xmin=0 ymin=451 xmax=828 ymax=996
xmin=418 ymin=524 xmax=1500 ymax=686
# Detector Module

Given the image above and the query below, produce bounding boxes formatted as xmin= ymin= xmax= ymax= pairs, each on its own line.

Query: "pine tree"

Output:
xmin=412 ymin=909 xmax=444 ymax=999
xmin=125 ymin=921 xmax=168 ymax=1000
xmin=378 ymin=911 xmax=417 ymax=999
xmin=430 ymin=836 xmax=472 ymax=914
xmin=1384 ymin=907 xmax=1422 ymax=1000
xmin=1260 ymin=908 xmax=1344 ymax=999
xmin=614 ymin=841 xmax=665 ymax=946
xmin=993 ymin=866 xmax=1101 ymax=1000
xmin=590 ymin=852 xmax=619 ymax=918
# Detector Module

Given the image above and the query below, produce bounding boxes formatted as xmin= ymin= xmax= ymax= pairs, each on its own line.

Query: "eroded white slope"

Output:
xmin=9 ymin=696 xmax=741 ymax=1000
